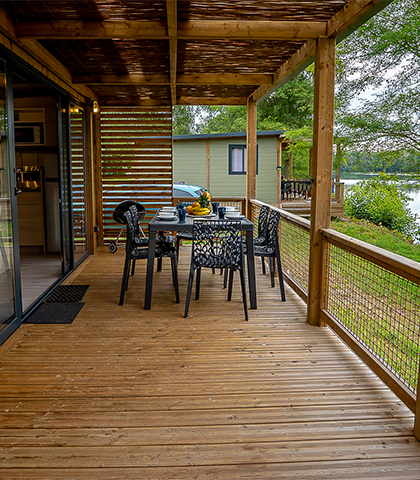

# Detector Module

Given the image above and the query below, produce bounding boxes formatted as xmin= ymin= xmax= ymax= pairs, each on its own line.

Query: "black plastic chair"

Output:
xmin=254 ymin=204 xmax=270 ymax=274
xmin=184 ymin=220 xmax=248 ymax=320
xmin=119 ymin=206 xmax=179 ymax=306
xmin=254 ymin=210 xmax=286 ymax=301
xmin=110 ymin=201 xmax=175 ymax=274
xmin=109 ymin=200 xmax=147 ymax=253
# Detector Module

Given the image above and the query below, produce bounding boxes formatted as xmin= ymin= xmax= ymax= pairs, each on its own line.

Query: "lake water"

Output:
xmin=342 ymin=177 xmax=420 ymax=217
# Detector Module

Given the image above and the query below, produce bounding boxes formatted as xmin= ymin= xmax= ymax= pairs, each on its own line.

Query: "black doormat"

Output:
xmin=45 ymin=285 xmax=90 ymax=303
xmin=25 ymin=302 xmax=85 ymax=324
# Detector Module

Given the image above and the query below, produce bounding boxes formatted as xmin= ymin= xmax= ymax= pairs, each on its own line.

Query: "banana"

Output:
xmin=191 ymin=207 xmax=211 ymax=215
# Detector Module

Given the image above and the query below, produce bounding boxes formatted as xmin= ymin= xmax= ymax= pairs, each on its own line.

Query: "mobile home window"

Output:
xmin=229 ymin=145 xmax=258 ymax=175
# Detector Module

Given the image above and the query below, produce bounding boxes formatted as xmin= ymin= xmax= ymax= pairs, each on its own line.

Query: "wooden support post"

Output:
xmin=288 ymin=151 xmax=293 ymax=179
xmin=86 ymin=104 xmax=96 ymax=255
xmin=307 ymin=36 xmax=336 ymax=326
xmin=246 ymin=97 xmax=257 ymax=219
xmin=206 ymin=139 xmax=210 ymax=190
xmin=93 ymin=111 xmax=104 ymax=246
xmin=415 ymin=369 xmax=420 ymax=440
xmin=276 ymin=138 xmax=282 ymax=205
xmin=335 ymin=142 xmax=342 ymax=201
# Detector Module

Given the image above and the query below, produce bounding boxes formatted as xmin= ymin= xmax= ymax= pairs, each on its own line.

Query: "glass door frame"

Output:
xmin=0 ymin=44 xmax=90 ymax=345
xmin=58 ymin=94 xmax=73 ymax=274
xmin=69 ymin=100 xmax=89 ymax=268
xmin=0 ymin=60 xmax=22 ymax=344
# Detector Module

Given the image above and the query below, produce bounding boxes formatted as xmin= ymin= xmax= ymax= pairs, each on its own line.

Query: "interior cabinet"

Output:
xmin=17 ymin=180 xmax=45 ymax=253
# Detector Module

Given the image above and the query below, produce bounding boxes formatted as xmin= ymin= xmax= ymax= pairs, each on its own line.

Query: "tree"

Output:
xmin=173 ymin=70 xmax=314 ymax=135
xmin=335 ymin=0 xmax=420 ymax=154
xmin=172 ymin=105 xmax=209 ymax=135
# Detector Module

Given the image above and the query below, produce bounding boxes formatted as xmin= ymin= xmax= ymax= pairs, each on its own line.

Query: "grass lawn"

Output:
xmin=331 ymin=217 xmax=420 ymax=263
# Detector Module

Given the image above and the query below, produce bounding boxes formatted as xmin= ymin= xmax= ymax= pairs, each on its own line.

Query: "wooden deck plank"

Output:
xmin=0 ymin=418 xmax=413 ymax=447
xmin=0 ymin=402 xmax=412 ymax=429
xmin=0 ymin=247 xmax=418 ymax=477
xmin=2 ymin=437 xmax=420 ymax=468
xmin=2 ymin=460 xmax=420 ymax=480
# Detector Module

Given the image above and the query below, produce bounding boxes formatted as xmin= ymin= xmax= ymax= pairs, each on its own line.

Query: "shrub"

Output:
xmin=344 ymin=177 xmax=420 ymax=242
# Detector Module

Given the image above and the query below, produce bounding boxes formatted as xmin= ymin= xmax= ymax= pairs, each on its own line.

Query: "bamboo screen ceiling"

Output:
xmin=100 ymin=107 xmax=173 ymax=243
xmin=0 ymin=0 xmax=385 ymax=107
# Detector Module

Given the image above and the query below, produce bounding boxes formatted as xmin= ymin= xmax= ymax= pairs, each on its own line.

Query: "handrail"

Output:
xmin=321 ymin=228 xmax=420 ymax=285
xmin=250 ymin=199 xmax=310 ymax=230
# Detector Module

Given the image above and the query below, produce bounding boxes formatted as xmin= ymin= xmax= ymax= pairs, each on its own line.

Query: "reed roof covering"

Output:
xmin=0 ymin=0 xmax=390 ymax=106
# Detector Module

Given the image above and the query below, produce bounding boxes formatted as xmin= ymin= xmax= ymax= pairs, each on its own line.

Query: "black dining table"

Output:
xmin=144 ymin=211 xmax=257 ymax=310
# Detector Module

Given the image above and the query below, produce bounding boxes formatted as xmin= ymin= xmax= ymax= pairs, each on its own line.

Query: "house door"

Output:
xmin=70 ymin=104 xmax=88 ymax=265
xmin=0 ymin=58 xmax=18 ymax=341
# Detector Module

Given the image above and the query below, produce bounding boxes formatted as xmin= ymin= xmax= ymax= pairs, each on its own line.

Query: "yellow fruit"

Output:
xmin=186 ymin=206 xmax=193 ymax=214
xmin=192 ymin=201 xmax=200 ymax=207
xmin=191 ymin=206 xmax=211 ymax=215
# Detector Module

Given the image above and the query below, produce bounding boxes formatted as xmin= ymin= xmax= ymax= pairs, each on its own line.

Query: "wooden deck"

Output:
xmin=0 ymin=247 xmax=419 ymax=479
xmin=280 ymin=198 xmax=344 ymax=217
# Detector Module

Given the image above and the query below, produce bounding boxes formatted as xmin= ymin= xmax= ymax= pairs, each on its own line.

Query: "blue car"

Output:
xmin=173 ymin=182 xmax=204 ymax=198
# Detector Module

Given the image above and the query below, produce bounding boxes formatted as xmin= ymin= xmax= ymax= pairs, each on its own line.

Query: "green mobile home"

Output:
xmin=173 ymin=131 xmax=285 ymax=204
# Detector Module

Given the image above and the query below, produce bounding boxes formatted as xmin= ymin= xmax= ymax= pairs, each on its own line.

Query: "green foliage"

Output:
xmin=340 ymin=150 xmax=420 ymax=176
xmin=331 ymin=218 xmax=420 ymax=263
xmin=198 ymin=105 xmax=247 ymax=134
xmin=282 ymin=126 xmax=313 ymax=178
xmin=173 ymin=70 xmax=314 ymax=136
xmin=172 ymin=105 xmax=206 ymax=135
xmin=257 ymin=71 xmax=314 ymax=130
xmin=335 ymin=0 xmax=420 ymax=153
xmin=344 ymin=177 xmax=420 ymax=241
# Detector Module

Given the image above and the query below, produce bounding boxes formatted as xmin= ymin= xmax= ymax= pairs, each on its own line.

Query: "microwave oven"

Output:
xmin=14 ymin=124 xmax=44 ymax=145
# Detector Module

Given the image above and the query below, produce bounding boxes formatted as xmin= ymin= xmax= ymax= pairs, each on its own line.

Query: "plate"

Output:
xmin=157 ymin=215 xmax=177 ymax=221
xmin=225 ymin=214 xmax=244 ymax=219
xmin=187 ymin=213 xmax=216 ymax=218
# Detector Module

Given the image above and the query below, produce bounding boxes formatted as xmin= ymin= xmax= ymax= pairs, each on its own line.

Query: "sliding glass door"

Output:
xmin=0 ymin=58 xmax=17 ymax=333
xmin=70 ymin=105 xmax=88 ymax=264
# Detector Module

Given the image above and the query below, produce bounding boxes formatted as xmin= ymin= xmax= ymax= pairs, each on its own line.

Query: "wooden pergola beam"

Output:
xmin=177 ymin=20 xmax=326 ymax=39
xmin=0 ymin=6 xmax=96 ymax=101
xmin=252 ymin=40 xmax=316 ymax=102
xmin=72 ymin=73 xmax=272 ymax=86
xmin=177 ymin=73 xmax=273 ymax=85
xmin=15 ymin=20 xmax=326 ymax=40
xmin=251 ymin=0 xmax=391 ymax=103
xmin=327 ymin=0 xmax=387 ymax=38
xmin=99 ymin=97 xmax=172 ymax=107
xmin=167 ymin=0 xmax=177 ymax=105
xmin=177 ymin=97 xmax=247 ymax=105
xmin=72 ymin=74 xmax=170 ymax=85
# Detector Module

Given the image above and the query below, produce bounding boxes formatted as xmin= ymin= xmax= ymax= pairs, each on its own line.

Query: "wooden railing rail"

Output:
xmin=322 ymin=228 xmax=420 ymax=285
xmin=250 ymin=198 xmax=420 ymax=439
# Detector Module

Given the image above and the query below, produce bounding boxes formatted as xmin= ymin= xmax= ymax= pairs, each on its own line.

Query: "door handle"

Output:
xmin=14 ymin=187 xmax=22 ymax=195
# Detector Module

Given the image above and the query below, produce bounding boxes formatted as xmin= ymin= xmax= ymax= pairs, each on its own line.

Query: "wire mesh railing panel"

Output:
xmin=325 ymin=243 xmax=420 ymax=394
xmin=280 ymin=219 xmax=310 ymax=294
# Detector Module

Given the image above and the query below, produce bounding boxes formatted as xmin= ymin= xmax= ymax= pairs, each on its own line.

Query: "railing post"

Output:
xmin=246 ymin=97 xmax=257 ymax=219
xmin=307 ymin=36 xmax=336 ymax=326
xmin=415 ymin=370 xmax=420 ymax=440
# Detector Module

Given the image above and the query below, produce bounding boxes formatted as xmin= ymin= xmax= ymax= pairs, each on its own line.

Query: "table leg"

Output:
xmin=144 ymin=230 xmax=157 ymax=310
xmin=245 ymin=231 xmax=257 ymax=309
